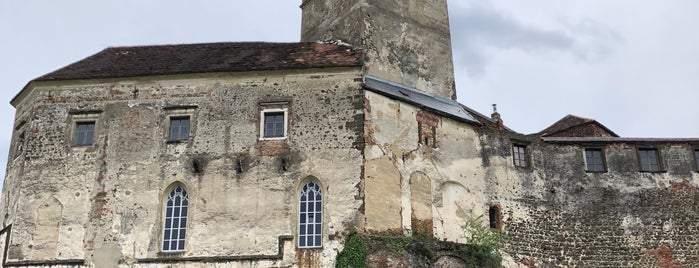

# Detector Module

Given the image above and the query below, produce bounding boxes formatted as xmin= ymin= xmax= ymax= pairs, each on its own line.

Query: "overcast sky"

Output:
xmin=1 ymin=1 xmax=698 ymax=183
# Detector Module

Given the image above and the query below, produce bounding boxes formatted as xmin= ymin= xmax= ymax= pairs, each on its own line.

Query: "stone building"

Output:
xmin=1 ymin=0 xmax=698 ymax=267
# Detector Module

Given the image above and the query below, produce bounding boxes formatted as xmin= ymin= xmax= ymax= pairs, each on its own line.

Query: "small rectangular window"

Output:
xmin=260 ymin=108 xmax=288 ymax=140
xmin=418 ymin=122 xmax=436 ymax=148
xmin=694 ymin=149 xmax=699 ymax=171
xmin=168 ymin=117 xmax=190 ymax=141
xmin=75 ymin=122 xmax=95 ymax=145
xmin=14 ymin=131 xmax=25 ymax=159
xmin=489 ymin=205 xmax=501 ymax=230
xmin=638 ymin=148 xmax=661 ymax=172
xmin=513 ymin=145 xmax=527 ymax=167
xmin=584 ymin=148 xmax=606 ymax=172
xmin=264 ymin=112 xmax=285 ymax=138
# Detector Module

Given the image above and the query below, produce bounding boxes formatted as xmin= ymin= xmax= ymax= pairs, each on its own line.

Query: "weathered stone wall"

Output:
xmin=301 ymin=0 xmax=457 ymax=99
xmin=477 ymin=131 xmax=699 ymax=267
xmin=361 ymin=91 xmax=489 ymax=242
xmin=4 ymin=68 xmax=699 ymax=267
xmin=0 ymin=68 xmax=365 ymax=267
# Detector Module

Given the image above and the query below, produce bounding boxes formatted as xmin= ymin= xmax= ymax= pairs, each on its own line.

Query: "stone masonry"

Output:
xmin=1 ymin=1 xmax=698 ymax=267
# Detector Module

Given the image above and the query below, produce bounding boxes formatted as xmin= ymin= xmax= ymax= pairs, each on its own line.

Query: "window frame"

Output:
xmin=583 ymin=148 xmax=607 ymax=173
xmin=163 ymin=106 xmax=196 ymax=144
xmin=512 ymin=144 xmax=528 ymax=168
xmin=693 ymin=148 xmax=699 ymax=172
xmin=298 ymin=180 xmax=323 ymax=249
xmin=260 ymin=108 xmax=288 ymax=140
xmin=73 ymin=120 xmax=96 ymax=146
xmin=161 ymin=184 xmax=189 ymax=253
xmin=637 ymin=148 xmax=663 ymax=172
xmin=167 ymin=116 xmax=191 ymax=142
xmin=68 ymin=111 xmax=101 ymax=147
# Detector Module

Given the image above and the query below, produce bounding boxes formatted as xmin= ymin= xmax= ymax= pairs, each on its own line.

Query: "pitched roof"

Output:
xmin=35 ymin=42 xmax=363 ymax=82
xmin=363 ymin=76 xmax=480 ymax=125
xmin=538 ymin=114 xmax=619 ymax=137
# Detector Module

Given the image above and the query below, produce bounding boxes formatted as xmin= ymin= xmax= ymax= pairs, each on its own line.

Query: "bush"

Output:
xmin=461 ymin=216 xmax=505 ymax=266
xmin=335 ymin=234 xmax=368 ymax=268
xmin=335 ymin=227 xmax=504 ymax=268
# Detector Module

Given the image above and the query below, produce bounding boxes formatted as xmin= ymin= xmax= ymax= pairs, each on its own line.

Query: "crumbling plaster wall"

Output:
xmin=301 ymin=0 xmax=457 ymax=99
xmin=362 ymin=91 xmax=493 ymax=242
xmin=477 ymin=129 xmax=699 ymax=267
xmin=1 ymin=68 xmax=365 ymax=267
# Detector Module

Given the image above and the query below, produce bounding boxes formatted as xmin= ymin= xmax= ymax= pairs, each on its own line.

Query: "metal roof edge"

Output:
xmin=362 ymin=75 xmax=481 ymax=126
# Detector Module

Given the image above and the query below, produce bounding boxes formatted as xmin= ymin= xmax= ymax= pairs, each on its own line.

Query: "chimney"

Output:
xmin=491 ymin=104 xmax=504 ymax=130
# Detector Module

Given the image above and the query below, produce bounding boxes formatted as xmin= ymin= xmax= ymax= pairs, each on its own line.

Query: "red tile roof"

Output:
xmin=539 ymin=114 xmax=619 ymax=137
xmin=35 ymin=42 xmax=363 ymax=81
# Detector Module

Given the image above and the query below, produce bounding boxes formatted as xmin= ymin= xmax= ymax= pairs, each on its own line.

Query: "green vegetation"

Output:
xmin=461 ymin=215 xmax=506 ymax=265
xmin=335 ymin=234 xmax=368 ymax=268
xmin=335 ymin=220 xmax=505 ymax=268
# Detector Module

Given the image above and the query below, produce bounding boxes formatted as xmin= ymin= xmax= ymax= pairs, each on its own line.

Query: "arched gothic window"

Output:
xmin=298 ymin=180 xmax=322 ymax=248
xmin=162 ymin=185 xmax=189 ymax=252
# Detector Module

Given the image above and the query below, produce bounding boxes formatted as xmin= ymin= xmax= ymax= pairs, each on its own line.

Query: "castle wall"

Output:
xmin=359 ymin=92 xmax=699 ymax=267
xmin=361 ymin=91 xmax=489 ymax=241
xmin=1 ymin=68 xmax=365 ymax=267
xmin=477 ymin=132 xmax=699 ymax=267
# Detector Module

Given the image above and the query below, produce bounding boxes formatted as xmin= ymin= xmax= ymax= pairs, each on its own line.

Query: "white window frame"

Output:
xmin=259 ymin=108 xmax=288 ymax=140
xmin=162 ymin=185 xmax=189 ymax=252
xmin=298 ymin=180 xmax=323 ymax=248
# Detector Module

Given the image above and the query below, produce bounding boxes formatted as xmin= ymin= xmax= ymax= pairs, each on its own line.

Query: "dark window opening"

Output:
xmin=263 ymin=112 xmax=285 ymax=138
xmin=169 ymin=117 xmax=190 ymax=141
xmin=639 ymin=148 xmax=661 ymax=172
xmin=585 ymin=149 xmax=606 ymax=172
xmin=489 ymin=205 xmax=501 ymax=229
xmin=694 ymin=150 xmax=699 ymax=171
xmin=513 ymin=145 xmax=527 ymax=167
xmin=14 ymin=132 xmax=25 ymax=159
xmin=418 ymin=122 xmax=436 ymax=148
xmin=75 ymin=122 xmax=95 ymax=145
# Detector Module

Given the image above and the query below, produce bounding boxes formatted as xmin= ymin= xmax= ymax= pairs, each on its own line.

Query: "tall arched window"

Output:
xmin=299 ymin=180 xmax=322 ymax=248
xmin=162 ymin=185 xmax=189 ymax=252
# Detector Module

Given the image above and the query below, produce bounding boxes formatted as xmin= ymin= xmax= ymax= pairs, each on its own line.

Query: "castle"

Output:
xmin=1 ymin=0 xmax=698 ymax=267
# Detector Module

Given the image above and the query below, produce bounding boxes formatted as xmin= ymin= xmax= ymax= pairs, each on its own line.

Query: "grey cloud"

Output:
xmin=560 ymin=17 xmax=623 ymax=61
xmin=449 ymin=2 xmax=620 ymax=76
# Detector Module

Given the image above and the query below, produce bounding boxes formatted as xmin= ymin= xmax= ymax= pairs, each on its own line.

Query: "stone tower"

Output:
xmin=301 ymin=0 xmax=457 ymax=100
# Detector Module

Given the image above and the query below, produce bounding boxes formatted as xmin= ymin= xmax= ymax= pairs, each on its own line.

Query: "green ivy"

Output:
xmin=335 ymin=227 xmax=503 ymax=268
xmin=335 ymin=234 xmax=368 ymax=268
